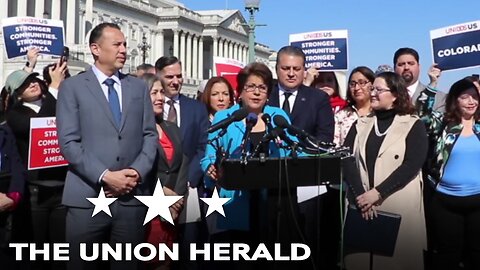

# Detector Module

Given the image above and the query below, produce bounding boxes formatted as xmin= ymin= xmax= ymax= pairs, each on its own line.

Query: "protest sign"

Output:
xmin=289 ymin=30 xmax=348 ymax=71
xmin=430 ymin=21 xmax=480 ymax=71
xmin=28 ymin=117 xmax=67 ymax=170
xmin=2 ymin=16 xmax=64 ymax=59
xmin=214 ymin=57 xmax=245 ymax=97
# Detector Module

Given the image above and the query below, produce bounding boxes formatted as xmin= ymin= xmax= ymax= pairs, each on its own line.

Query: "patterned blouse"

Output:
xmin=334 ymin=105 xmax=367 ymax=146
xmin=418 ymin=86 xmax=480 ymax=186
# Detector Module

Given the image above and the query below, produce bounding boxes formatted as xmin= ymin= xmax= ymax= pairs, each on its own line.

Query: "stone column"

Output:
xmin=186 ymin=33 xmax=192 ymax=78
xmin=173 ymin=30 xmax=179 ymax=57
xmin=155 ymin=30 xmax=164 ymax=60
xmin=198 ymin=36 xmax=204 ymax=80
xmin=51 ymin=0 xmax=61 ymax=20
xmin=213 ymin=36 xmax=219 ymax=76
xmin=17 ymin=0 xmax=27 ymax=17
xmin=180 ymin=31 xmax=186 ymax=73
xmin=35 ymin=0 xmax=45 ymax=18
xmin=66 ymin=0 xmax=77 ymax=44
xmin=234 ymin=43 xmax=239 ymax=60
xmin=192 ymin=35 xmax=198 ymax=79
xmin=1 ymin=1 xmax=9 ymax=20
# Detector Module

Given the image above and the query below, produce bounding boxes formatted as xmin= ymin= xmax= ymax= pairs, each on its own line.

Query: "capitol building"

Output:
xmin=0 ymin=0 xmax=276 ymax=96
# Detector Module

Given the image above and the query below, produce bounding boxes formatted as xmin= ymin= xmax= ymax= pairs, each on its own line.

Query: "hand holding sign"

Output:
xmin=427 ymin=64 xmax=442 ymax=88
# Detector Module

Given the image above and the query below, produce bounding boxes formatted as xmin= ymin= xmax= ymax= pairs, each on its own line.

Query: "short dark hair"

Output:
xmin=237 ymin=62 xmax=274 ymax=97
xmin=276 ymin=46 xmax=305 ymax=69
xmin=89 ymin=23 xmax=120 ymax=45
xmin=445 ymin=78 xmax=480 ymax=124
xmin=201 ymin=77 xmax=235 ymax=115
xmin=155 ymin=56 xmax=181 ymax=73
xmin=393 ymin=47 xmax=420 ymax=66
xmin=375 ymin=72 xmax=415 ymax=115
xmin=137 ymin=63 xmax=154 ymax=71
xmin=346 ymin=66 xmax=375 ymax=105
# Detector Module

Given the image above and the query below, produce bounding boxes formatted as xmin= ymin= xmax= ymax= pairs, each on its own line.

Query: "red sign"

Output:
xmin=28 ymin=117 xmax=67 ymax=170
xmin=214 ymin=57 xmax=245 ymax=98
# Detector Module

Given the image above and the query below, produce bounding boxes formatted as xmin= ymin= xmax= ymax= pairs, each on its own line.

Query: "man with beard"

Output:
xmin=393 ymin=47 xmax=445 ymax=110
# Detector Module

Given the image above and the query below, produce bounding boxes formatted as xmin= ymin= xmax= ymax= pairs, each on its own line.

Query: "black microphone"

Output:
xmin=207 ymin=108 xmax=248 ymax=133
xmin=273 ymin=114 xmax=316 ymax=142
xmin=262 ymin=113 xmax=274 ymax=131
xmin=240 ymin=113 xmax=258 ymax=162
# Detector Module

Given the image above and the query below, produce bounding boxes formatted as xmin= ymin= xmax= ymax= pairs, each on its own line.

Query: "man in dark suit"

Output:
xmin=268 ymin=46 xmax=334 ymax=142
xmin=155 ymin=56 xmax=208 ymax=270
xmin=57 ymin=23 xmax=158 ymax=270
xmin=393 ymin=47 xmax=445 ymax=111
xmin=268 ymin=45 xmax=335 ymax=269
xmin=155 ymin=56 xmax=208 ymax=189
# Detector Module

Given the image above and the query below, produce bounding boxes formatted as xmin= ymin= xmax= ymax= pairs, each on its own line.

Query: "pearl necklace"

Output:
xmin=374 ymin=117 xmax=390 ymax=137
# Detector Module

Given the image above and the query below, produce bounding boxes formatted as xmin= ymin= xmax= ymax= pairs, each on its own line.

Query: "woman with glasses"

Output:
xmin=200 ymin=76 xmax=236 ymax=122
xmin=343 ymin=72 xmax=428 ymax=270
xmin=201 ymin=62 xmax=298 ymax=269
xmin=334 ymin=66 xmax=374 ymax=146
xmin=419 ymin=78 xmax=480 ymax=270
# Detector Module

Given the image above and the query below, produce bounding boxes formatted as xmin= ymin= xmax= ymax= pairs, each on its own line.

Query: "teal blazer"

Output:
xmin=200 ymin=104 xmax=297 ymax=231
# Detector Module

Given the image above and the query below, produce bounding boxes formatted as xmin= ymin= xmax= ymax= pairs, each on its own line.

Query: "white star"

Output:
xmin=135 ymin=179 xmax=183 ymax=225
xmin=86 ymin=187 xmax=118 ymax=217
xmin=200 ymin=187 xmax=231 ymax=217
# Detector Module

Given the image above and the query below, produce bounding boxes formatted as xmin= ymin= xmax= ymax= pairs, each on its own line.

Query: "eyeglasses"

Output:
xmin=244 ymin=83 xmax=268 ymax=94
xmin=348 ymin=80 xmax=370 ymax=88
xmin=371 ymin=87 xmax=391 ymax=94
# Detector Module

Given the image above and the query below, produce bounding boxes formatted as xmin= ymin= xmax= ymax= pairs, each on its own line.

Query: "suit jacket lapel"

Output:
xmin=290 ymin=86 xmax=306 ymax=122
xmin=119 ymin=73 xmax=131 ymax=131
xmin=84 ymin=69 xmax=118 ymax=129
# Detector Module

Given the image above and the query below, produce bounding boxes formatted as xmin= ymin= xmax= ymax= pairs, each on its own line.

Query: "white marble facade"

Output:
xmin=0 ymin=0 xmax=275 ymax=96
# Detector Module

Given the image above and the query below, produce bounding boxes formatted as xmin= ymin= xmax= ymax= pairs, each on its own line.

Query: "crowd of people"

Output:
xmin=0 ymin=22 xmax=479 ymax=270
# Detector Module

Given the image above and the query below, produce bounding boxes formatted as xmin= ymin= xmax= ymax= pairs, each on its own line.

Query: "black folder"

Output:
xmin=343 ymin=206 xmax=401 ymax=257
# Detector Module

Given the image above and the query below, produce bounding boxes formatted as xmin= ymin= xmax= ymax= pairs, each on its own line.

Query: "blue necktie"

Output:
xmin=104 ymin=78 xmax=121 ymax=128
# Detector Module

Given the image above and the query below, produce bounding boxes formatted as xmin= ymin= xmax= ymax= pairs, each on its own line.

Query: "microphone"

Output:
xmin=273 ymin=114 xmax=316 ymax=142
xmin=240 ymin=113 xmax=258 ymax=163
xmin=207 ymin=108 xmax=248 ymax=133
xmin=262 ymin=113 xmax=274 ymax=131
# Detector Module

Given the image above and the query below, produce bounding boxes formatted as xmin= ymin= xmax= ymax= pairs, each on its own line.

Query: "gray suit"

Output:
xmin=57 ymin=68 xmax=157 ymax=269
xmin=412 ymin=82 xmax=446 ymax=111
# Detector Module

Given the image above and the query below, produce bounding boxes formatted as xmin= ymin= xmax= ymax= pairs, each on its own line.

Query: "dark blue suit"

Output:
xmin=268 ymin=84 xmax=334 ymax=142
xmin=268 ymin=83 xmax=335 ymax=268
xmin=178 ymin=95 xmax=209 ymax=188
xmin=176 ymin=95 xmax=208 ymax=270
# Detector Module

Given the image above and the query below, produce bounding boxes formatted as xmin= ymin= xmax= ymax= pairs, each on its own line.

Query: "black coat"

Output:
xmin=154 ymin=120 xmax=188 ymax=196
xmin=6 ymin=92 xmax=66 ymax=184
xmin=0 ymin=124 xmax=27 ymax=194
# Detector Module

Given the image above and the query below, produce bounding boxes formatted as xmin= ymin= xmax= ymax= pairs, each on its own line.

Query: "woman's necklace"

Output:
xmin=374 ymin=117 xmax=390 ymax=137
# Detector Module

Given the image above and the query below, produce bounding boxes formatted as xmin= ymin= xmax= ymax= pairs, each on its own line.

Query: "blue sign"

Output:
xmin=431 ymin=26 xmax=480 ymax=71
xmin=291 ymin=38 xmax=348 ymax=70
xmin=2 ymin=18 xmax=64 ymax=59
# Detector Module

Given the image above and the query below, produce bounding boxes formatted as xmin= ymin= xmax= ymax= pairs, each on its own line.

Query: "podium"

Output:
xmin=218 ymin=155 xmax=341 ymax=190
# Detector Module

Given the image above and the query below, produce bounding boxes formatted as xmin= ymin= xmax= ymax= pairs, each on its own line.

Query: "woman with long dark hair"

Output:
xmin=420 ymin=78 xmax=480 ymax=270
xmin=344 ymin=72 xmax=428 ymax=270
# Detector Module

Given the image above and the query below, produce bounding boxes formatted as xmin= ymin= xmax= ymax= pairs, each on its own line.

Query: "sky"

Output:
xmin=180 ymin=0 xmax=480 ymax=92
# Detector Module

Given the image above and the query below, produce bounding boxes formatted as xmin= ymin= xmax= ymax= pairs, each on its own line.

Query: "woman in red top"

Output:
xmin=141 ymin=73 xmax=188 ymax=270
xmin=305 ymin=68 xmax=348 ymax=113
